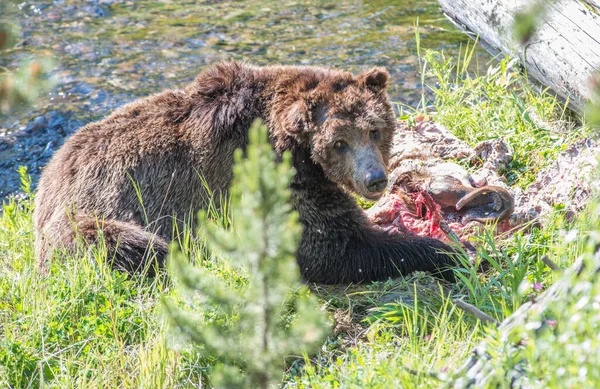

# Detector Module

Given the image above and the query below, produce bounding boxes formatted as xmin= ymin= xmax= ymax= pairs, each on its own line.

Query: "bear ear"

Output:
xmin=359 ymin=67 xmax=389 ymax=93
xmin=282 ymin=100 xmax=329 ymax=135
xmin=284 ymin=100 xmax=310 ymax=135
xmin=312 ymin=102 xmax=329 ymax=127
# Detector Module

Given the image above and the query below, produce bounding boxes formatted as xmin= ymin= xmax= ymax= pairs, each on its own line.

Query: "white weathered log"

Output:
xmin=438 ymin=0 xmax=600 ymax=113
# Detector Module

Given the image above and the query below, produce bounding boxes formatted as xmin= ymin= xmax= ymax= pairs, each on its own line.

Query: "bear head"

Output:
xmin=271 ymin=66 xmax=396 ymax=200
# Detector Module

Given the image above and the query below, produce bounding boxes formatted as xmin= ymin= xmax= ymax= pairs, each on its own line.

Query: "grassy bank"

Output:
xmin=0 ymin=47 xmax=595 ymax=388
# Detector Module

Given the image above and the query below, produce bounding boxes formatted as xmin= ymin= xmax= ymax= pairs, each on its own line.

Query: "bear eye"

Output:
xmin=369 ymin=130 xmax=381 ymax=141
xmin=333 ymin=140 xmax=348 ymax=152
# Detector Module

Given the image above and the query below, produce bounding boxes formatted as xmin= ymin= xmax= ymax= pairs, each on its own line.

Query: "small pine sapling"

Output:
xmin=164 ymin=119 xmax=331 ymax=388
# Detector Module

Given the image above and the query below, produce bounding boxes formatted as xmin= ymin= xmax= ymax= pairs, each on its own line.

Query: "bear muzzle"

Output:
xmin=364 ymin=168 xmax=388 ymax=198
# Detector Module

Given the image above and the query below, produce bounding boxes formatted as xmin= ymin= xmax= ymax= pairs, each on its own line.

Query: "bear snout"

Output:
xmin=365 ymin=169 xmax=388 ymax=194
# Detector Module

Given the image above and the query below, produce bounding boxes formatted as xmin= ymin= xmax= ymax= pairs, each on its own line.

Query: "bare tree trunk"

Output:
xmin=438 ymin=0 xmax=600 ymax=113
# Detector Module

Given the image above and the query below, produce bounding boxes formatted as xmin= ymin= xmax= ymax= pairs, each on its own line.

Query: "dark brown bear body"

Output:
xmin=34 ymin=61 xmax=457 ymax=283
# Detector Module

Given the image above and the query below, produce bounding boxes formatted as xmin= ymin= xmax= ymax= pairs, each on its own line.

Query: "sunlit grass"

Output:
xmin=422 ymin=47 xmax=591 ymax=188
xmin=0 ymin=171 xmax=229 ymax=388
xmin=287 ymin=43 xmax=590 ymax=386
xmin=0 ymin=44 xmax=595 ymax=387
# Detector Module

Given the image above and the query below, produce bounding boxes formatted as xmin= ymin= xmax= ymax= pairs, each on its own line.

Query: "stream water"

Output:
xmin=0 ymin=0 xmax=491 ymax=197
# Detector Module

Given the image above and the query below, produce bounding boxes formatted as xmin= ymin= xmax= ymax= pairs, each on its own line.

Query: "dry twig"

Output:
xmin=541 ymin=255 xmax=560 ymax=271
xmin=452 ymin=299 xmax=500 ymax=326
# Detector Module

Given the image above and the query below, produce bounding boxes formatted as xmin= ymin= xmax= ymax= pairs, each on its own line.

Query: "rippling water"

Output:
xmin=0 ymin=0 xmax=491 ymax=197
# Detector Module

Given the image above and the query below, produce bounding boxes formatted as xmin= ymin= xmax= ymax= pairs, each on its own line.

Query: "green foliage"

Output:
xmin=447 ymin=187 xmax=600 ymax=388
xmin=513 ymin=0 xmax=549 ymax=44
xmin=287 ymin=43 xmax=591 ymax=387
xmin=421 ymin=46 xmax=591 ymax=188
xmin=164 ymin=120 xmax=331 ymax=389
xmin=585 ymin=72 xmax=600 ymax=128
xmin=0 ymin=39 xmax=598 ymax=388
xmin=0 ymin=168 xmax=209 ymax=388
xmin=0 ymin=1 xmax=55 ymax=115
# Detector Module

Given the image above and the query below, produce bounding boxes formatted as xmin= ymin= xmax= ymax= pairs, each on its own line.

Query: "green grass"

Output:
xmin=0 ymin=47 xmax=596 ymax=388
xmin=419 ymin=46 xmax=591 ymax=188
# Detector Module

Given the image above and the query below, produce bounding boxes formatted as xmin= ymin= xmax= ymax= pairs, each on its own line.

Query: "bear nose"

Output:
xmin=365 ymin=170 xmax=388 ymax=193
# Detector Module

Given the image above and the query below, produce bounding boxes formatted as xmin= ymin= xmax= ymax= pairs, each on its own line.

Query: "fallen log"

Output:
xmin=438 ymin=0 xmax=600 ymax=113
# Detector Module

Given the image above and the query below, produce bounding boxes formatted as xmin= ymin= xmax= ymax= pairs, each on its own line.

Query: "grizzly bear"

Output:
xmin=33 ymin=61 xmax=458 ymax=283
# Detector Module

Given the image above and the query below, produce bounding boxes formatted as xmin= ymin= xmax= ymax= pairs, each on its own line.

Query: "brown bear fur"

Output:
xmin=34 ymin=61 xmax=457 ymax=283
